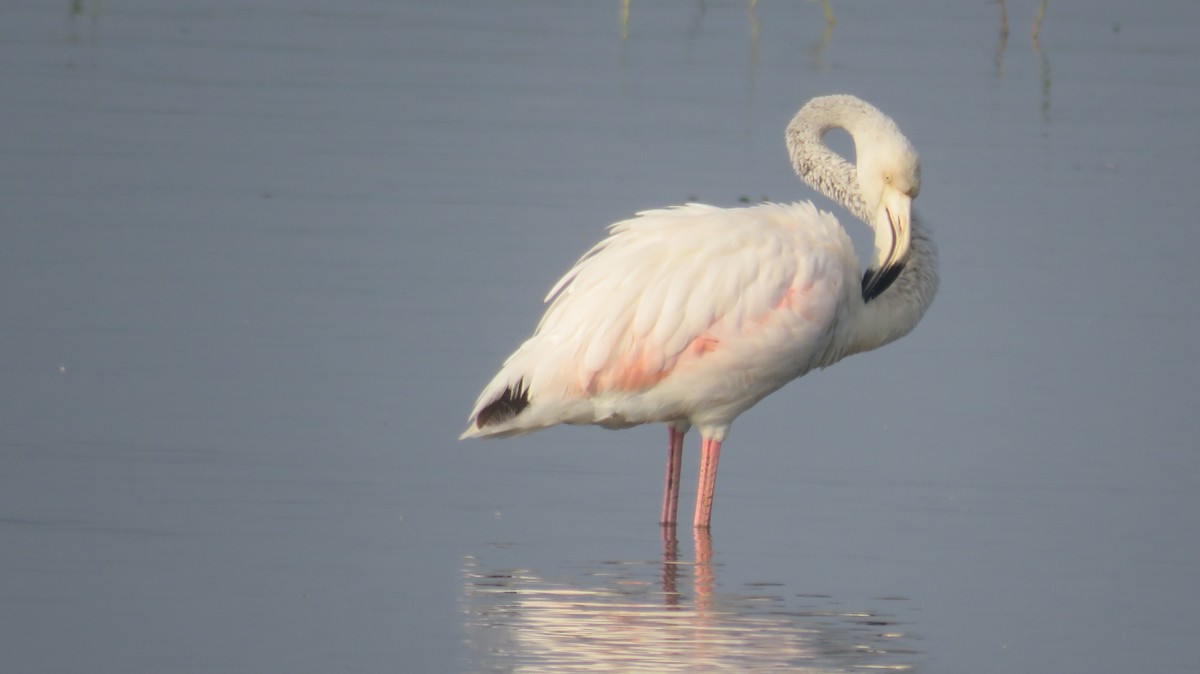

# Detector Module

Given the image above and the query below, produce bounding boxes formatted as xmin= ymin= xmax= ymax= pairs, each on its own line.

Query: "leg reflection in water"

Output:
xmin=463 ymin=528 xmax=922 ymax=672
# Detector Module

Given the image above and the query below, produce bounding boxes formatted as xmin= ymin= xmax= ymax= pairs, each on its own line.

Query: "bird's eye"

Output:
xmin=883 ymin=172 xmax=893 ymax=184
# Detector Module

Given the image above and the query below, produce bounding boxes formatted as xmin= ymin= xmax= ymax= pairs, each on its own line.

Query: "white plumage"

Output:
xmin=461 ymin=95 xmax=938 ymax=528
xmin=465 ymin=202 xmax=852 ymax=433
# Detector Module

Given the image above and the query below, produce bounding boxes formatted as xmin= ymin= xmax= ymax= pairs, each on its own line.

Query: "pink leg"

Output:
xmin=660 ymin=425 xmax=685 ymax=525
xmin=693 ymin=436 xmax=722 ymax=528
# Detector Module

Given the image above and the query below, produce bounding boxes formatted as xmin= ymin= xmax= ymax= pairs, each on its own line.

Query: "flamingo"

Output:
xmin=460 ymin=94 xmax=938 ymax=528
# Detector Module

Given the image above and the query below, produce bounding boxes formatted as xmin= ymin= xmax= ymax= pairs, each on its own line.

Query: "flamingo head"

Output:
xmin=857 ymin=137 xmax=920 ymax=302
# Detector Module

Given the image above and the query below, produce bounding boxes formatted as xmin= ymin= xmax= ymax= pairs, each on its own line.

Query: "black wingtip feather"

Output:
xmin=474 ymin=380 xmax=530 ymax=429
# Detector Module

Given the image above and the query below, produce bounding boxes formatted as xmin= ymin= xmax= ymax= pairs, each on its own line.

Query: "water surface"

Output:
xmin=2 ymin=1 xmax=1198 ymax=672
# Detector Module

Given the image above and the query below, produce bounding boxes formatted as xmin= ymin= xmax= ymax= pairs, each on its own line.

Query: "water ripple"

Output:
xmin=462 ymin=530 xmax=920 ymax=673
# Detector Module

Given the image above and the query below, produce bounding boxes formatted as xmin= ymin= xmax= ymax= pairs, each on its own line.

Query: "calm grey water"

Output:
xmin=3 ymin=1 xmax=1198 ymax=672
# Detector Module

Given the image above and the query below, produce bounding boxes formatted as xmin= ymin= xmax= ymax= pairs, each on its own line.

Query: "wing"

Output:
xmin=539 ymin=202 xmax=852 ymax=389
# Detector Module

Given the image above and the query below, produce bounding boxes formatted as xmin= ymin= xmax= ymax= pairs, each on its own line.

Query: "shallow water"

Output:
xmin=464 ymin=530 xmax=920 ymax=673
xmin=2 ymin=1 xmax=1199 ymax=672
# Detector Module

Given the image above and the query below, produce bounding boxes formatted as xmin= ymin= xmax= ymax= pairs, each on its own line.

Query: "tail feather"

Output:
xmin=460 ymin=374 xmax=536 ymax=440
xmin=473 ymin=379 xmax=530 ymax=429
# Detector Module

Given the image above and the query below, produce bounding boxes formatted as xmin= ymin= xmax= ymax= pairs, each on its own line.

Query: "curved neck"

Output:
xmin=784 ymin=96 xmax=938 ymax=359
xmin=847 ymin=214 xmax=938 ymax=356
xmin=785 ymin=96 xmax=876 ymax=223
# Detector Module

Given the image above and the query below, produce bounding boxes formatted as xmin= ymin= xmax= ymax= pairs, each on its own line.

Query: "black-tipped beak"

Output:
xmin=862 ymin=191 xmax=912 ymax=303
xmin=862 ymin=262 xmax=905 ymax=303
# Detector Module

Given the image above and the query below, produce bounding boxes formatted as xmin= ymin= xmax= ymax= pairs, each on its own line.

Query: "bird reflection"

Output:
xmin=462 ymin=527 xmax=918 ymax=672
xmin=995 ymin=0 xmax=1052 ymax=120
xmin=617 ymin=1 xmax=836 ymax=74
